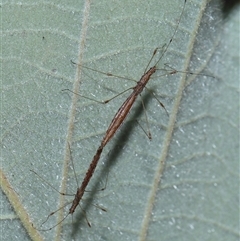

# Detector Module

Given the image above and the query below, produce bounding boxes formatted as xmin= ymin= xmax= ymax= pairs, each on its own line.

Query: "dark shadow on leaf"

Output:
xmin=221 ymin=0 xmax=240 ymax=18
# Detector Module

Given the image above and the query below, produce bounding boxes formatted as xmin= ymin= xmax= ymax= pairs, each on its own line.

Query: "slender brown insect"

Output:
xmin=67 ymin=0 xmax=187 ymax=219
xmin=67 ymin=63 xmax=161 ymax=217
xmin=34 ymin=0 xmax=188 ymax=231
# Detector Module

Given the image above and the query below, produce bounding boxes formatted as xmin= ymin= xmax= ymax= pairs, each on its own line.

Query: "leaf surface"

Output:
xmin=1 ymin=0 xmax=239 ymax=240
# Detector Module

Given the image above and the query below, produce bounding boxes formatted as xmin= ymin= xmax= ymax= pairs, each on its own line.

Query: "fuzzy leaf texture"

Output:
xmin=1 ymin=0 xmax=239 ymax=241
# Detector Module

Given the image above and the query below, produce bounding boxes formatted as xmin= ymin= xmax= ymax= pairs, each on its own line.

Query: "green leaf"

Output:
xmin=1 ymin=0 xmax=239 ymax=240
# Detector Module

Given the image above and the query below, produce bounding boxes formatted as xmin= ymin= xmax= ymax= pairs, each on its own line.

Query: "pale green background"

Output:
xmin=1 ymin=0 xmax=239 ymax=241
